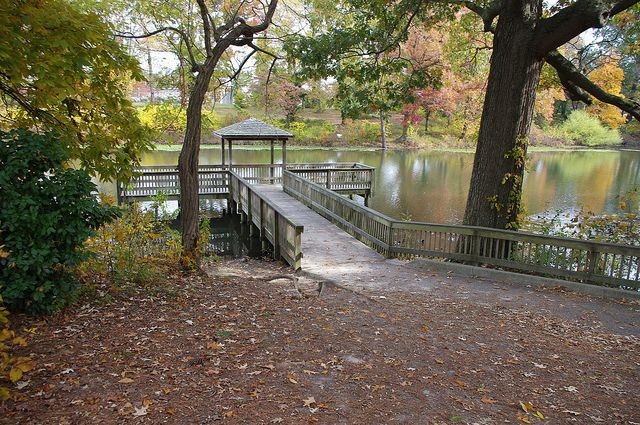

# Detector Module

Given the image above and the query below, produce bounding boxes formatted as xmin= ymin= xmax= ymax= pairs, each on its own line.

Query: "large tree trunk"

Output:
xmin=178 ymin=68 xmax=215 ymax=262
xmin=463 ymin=1 xmax=543 ymax=230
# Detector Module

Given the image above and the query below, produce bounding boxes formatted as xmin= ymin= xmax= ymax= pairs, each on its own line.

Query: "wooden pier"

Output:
xmin=120 ymin=163 xmax=640 ymax=291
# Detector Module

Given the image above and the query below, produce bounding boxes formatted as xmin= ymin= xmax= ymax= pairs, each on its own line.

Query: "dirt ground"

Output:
xmin=1 ymin=257 xmax=639 ymax=424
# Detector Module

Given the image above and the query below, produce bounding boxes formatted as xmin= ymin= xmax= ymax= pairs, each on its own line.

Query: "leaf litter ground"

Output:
xmin=1 ymin=257 xmax=639 ymax=424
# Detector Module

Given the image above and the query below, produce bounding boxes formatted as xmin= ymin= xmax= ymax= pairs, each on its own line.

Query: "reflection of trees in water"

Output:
xmin=143 ymin=148 xmax=640 ymax=224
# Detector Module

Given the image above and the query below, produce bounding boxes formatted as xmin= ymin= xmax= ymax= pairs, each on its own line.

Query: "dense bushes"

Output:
xmin=554 ymin=110 xmax=622 ymax=146
xmin=138 ymin=102 xmax=221 ymax=133
xmin=77 ymin=202 xmax=211 ymax=289
xmin=269 ymin=119 xmax=336 ymax=145
xmin=340 ymin=120 xmax=381 ymax=144
xmin=0 ymin=130 xmax=119 ymax=314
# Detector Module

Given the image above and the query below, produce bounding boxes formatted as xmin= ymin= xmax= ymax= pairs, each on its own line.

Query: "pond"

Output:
xmin=136 ymin=146 xmax=640 ymax=224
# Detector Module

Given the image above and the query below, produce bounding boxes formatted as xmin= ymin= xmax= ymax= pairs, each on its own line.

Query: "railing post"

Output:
xmin=386 ymin=222 xmax=394 ymax=258
xmin=586 ymin=248 xmax=600 ymax=282
xmin=326 ymin=170 xmax=331 ymax=189
xmin=273 ymin=213 xmax=281 ymax=260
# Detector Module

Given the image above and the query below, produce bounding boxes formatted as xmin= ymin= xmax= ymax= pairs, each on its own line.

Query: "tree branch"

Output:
xmin=546 ymin=50 xmax=640 ymax=121
xmin=447 ymin=0 xmax=504 ymax=32
xmin=534 ymin=0 xmax=639 ymax=57
xmin=116 ymin=27 xmax=199 ymax=70
xmin=195 ymin=0 xmax=214 ymax=56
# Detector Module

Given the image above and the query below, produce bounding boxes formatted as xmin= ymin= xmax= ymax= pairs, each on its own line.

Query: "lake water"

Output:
xmin=139 ymin=147 xmax=640 ymax=224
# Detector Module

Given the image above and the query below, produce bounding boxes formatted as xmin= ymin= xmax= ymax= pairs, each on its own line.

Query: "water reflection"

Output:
xmin=139 ymin=147 xmax=640 ymax=224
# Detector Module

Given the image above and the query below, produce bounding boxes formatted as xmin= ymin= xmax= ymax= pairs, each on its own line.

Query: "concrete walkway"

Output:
xmin=252 ymin=184 xmax=640 ymax=337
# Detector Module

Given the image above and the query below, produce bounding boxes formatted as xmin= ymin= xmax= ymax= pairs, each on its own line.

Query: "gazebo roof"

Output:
xmin=213 ymin=118 xmax=294 ymax=140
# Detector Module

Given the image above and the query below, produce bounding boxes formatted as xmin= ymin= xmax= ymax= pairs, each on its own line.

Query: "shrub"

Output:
xmin=76 ymin=201 xmax=211 ymax=288
xmin=556 ymin=110 xmax=622 ymax=146
xmin=340 ymin=120 xmax=381 ymax=145
xmin=138 ymin=103 xmax=221 ymax=133
xmin=270 ymin=119 xmax=336 ymax=144
xmin=76 ymin=204 xmax=182 ymax=287
xmin=0 ymin=293 xmax=33 ymax=400
xmin=0 ymin=130 xmax=120 ymax=314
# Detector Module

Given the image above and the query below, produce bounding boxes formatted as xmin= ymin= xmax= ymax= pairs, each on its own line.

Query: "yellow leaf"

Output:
xmin=9 ymin=367 xmax=23 ymax=383
xmin=206 ymin=341 xmax=222 ymax=350
xmin=533 ymin=411 xmax=545 ymax=420
xmin=520 ymin=401 xmax=534 ymax=413
xmin=517 ymin=414 xmax=531 ymax=424
xmin=118 ymin=377 xmax=134 ymax=384
xmin=287 ymin=372 xmax=298 ymax=384
xmin=15 ymin=359 xmax=34 ymax=372
xmin=12 ymin=337 xmax=27 ymax=347
xmin=0 ymin=387 xmax=10 ymax=401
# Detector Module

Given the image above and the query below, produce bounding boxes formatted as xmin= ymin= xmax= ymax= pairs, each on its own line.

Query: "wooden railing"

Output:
xmin=229 ymin=171 xmax=304 ymax=270
xmin=117 ymin=166 xmax=228 ymax=202
xmin=283 ymin=170 xmax=640 ymax=291
xmin=287 ymin=165 xmax=374 ymax=196
xmin=119 ymin=163 xmax=374 ymax=202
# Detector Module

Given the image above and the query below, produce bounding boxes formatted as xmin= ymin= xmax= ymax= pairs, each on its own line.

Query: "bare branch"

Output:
xmin=116 ymin=27 xmax=199 ymax=69
xmin=215 ymin=49 xmax=257 ymax=88
xmin=546 ymin=50 xmax=640 ymax=121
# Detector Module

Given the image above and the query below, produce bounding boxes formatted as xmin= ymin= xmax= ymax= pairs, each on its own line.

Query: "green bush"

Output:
xmin=340 ymin=120 xmax=381 ymax=145
xmin=270 ymin=119 xmax=336 ymax=144
xmin=138 ymin=103 xmax=221 ymax=133
xmin=0 ymin=130 xmax=120 ymax=314
xmin=556 ymin=110 xmax=621 ymax=146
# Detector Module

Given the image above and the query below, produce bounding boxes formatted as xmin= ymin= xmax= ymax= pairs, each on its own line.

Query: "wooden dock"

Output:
xmin=121 ymin=163 xmax=640 ymax=292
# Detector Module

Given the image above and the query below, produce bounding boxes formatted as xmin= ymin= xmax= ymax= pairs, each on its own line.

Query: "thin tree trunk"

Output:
xmin=424 ymin=110 xmax=431 ymax=132
xmin=147 ymin=47 xmax=155 ymax=104
xmin=178 ymin=68 xmax=215 ymax=262
xmin=463 ymin=1 xmax=543 ymax=230
xmin=178 ymin=55 xmax=188 ymax=108
xmin=379 ymin=111 xmax=386 ymax=150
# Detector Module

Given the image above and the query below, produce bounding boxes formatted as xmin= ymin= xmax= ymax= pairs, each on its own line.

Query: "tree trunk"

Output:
xmin=178 ymin=55 xmax=188 ymax=108
xmin=178 ymin=68 xmax=215 ymax=263
xmin=379 ymin=111 xmax=387 ymax=150
xmin=424 ymin=110 xmax=431 ymax=132
xmin=463 ymin=1 xmax=543 ymax=230
xmin=147 ymin=47 xmax=155 ymax=104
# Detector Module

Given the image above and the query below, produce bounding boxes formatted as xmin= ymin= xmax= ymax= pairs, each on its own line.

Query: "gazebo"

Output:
xmin=213 ymin=118 xmax=294 ymax=173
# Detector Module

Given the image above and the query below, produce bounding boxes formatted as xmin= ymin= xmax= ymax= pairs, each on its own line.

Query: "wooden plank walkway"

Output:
xmin=253 ymin=184 xmax=428 ymax=289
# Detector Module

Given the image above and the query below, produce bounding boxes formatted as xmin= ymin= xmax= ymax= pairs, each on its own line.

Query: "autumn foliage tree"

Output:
xmin=118 ymin=0 xmax=279 ymax=262
xmin=0 ymin=0 xmax=151 ymax=181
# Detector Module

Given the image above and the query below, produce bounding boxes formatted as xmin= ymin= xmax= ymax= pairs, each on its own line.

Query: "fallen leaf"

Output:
xmin=520 ymin=401 xmax=534 ymax=413
xmin=288 ymin=373 xmax=298 ymax=384
xmin=481 ymin=396 xmax=498 ymax=404
xmin=118 ymin=378 xmax=134 ymax=384
xmin=207 ymin=341 xmax=223 ymax=350
xmin=132 ymin=406 xmax=148 ymax=417
xmin=303 ymin=396 xmax=316 ymax=407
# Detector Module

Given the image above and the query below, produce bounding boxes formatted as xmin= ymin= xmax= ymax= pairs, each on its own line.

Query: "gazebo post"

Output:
xmin=270 ymin=140 xmax=275 ymax=184
xmin=221 ymin=136 xmax=226 ymax=166
xmin=282 ymin=138 xmax=287 ymax=171
xmin=228 ymin=138 xmax=233 ymax=172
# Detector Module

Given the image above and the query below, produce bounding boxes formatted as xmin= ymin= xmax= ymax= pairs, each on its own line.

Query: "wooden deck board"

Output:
xmin=252 ymin=184 xmax=415 ymax=286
